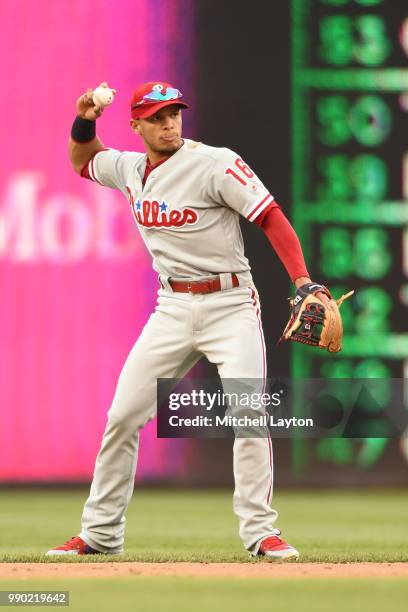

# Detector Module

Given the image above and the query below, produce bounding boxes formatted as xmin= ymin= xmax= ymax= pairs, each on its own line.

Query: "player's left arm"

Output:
xmin=208 ymin=149 xmax=333 ymax=307
xmin=255 ymin=206 xmax=335 ymax=310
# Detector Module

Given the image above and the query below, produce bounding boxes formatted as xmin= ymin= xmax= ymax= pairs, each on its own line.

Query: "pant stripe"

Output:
xmin=248 ymin=288 xmax=266 ymax=392
xmin=266 ymin=434 xmax=273 ymax=504
xmin=248 ymin=287 xmax=273 ymax=504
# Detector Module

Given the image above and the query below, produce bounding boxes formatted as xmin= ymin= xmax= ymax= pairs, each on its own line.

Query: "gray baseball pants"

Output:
xmin=80 ymin=277 xmax=279 ymax=554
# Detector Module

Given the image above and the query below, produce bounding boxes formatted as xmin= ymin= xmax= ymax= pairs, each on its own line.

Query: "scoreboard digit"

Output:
xmin=291 ymin=0 xmax=408 ymax=472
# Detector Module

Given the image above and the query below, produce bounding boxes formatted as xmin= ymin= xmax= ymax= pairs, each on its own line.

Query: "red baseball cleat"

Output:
xmin=45 ymin=536 xmax=100 ymax=556
xmin=257 ymin=533 xmax=300 ymax=562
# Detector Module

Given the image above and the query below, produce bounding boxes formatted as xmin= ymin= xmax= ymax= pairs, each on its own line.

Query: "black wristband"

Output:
xmin=71 ymin=116 xmax=96 ymax=143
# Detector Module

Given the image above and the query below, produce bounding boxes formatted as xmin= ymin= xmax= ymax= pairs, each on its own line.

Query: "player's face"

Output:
xmin=131 ymin=105 xmax=183 ymax=157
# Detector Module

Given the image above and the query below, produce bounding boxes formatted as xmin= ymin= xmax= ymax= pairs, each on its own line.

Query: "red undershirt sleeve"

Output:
xmin=255 ymin=203 xmax=309 ymax=283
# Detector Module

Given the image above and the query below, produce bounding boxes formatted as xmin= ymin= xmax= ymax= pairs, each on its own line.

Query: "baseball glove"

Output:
xmin=280 ymin=283 xmax=354 ymax=353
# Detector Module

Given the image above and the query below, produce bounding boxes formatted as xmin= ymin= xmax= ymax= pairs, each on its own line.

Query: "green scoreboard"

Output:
xmin=291 ymin=0 xmax=408 ymax=473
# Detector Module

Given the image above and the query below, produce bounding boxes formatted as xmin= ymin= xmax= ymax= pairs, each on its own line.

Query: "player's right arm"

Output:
xmin=70 ymin=83 xmax=143 ymax=191
xmin=69 ymin=86 xmax=107 ymax=174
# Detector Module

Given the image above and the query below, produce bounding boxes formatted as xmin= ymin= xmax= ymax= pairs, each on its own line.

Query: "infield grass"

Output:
xmin=0 ymin=488 xmax=407 ymax=563
xmin=0 ymin=577 xmax=408 ymax=612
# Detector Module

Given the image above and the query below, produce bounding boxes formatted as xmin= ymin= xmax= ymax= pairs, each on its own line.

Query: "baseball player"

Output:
xmin=46 ymin=81 xmax=336 ymax=561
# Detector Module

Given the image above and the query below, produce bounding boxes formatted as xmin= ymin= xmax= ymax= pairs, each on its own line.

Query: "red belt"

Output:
xmin=169 ymin=274 xmax=239 ymax=294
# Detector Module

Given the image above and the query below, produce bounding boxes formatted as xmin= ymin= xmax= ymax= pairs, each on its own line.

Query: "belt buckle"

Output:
xmin=187 ymin=282 xmax=192 ymax=293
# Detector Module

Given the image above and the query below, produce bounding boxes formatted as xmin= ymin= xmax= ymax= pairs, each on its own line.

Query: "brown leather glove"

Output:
xmin=280 ymin=283 xmax=354 ymax=353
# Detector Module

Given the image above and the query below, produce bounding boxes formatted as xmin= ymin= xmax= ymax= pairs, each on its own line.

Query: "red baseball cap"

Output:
xmin=130 ymin=81 xmax=189 ymax=119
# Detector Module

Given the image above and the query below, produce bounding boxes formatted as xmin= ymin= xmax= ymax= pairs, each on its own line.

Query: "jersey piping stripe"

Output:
xmin=87 ymin=158 xmax=95 ymax=181
xmin=87 ymin=150 xmax=110 ymax=185
xmin=248 ymin=286 xmax=273 ymax=505
xmin=246 ymin=193 xmax=274 ymax=222
xmin=89 ymin=153 xmax=102 ymax=184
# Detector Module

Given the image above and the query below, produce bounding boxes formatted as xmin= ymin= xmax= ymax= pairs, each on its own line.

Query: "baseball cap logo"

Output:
xmin=130 ymin=81 xmax=189 ymax=119
xmin=143 ymin=87 xmax=182 ymax=103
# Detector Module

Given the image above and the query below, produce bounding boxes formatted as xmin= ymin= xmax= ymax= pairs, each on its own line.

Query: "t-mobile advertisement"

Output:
xmin=0 ymin=0 xmax=195 ymax=481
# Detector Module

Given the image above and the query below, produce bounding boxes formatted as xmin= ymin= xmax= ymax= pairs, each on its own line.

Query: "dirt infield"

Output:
xmin=1 ymin=562 xmax=408 ymax=579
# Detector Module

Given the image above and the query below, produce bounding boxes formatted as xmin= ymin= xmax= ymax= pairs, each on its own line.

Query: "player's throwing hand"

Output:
xmin=76 ymin=82 xmax=116 ymax=121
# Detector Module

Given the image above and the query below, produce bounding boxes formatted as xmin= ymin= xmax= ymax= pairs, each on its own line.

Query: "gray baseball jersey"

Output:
xmin=85 ymin=139 xmax=277 ymax=278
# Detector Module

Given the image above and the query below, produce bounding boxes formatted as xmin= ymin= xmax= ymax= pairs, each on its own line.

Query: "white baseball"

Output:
xmin=93 ymin=86 xmax=115 ymax=107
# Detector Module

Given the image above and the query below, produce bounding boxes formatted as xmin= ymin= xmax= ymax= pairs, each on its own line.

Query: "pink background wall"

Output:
xmin=0 ymin=0 xmax=195 ymax=481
